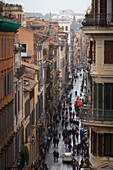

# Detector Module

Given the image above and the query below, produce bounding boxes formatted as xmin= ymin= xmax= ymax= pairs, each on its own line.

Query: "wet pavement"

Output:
xmin=46 ymin=69 xmax=88 ymax=170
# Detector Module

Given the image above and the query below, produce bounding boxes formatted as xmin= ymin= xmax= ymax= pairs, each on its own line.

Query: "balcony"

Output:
xmin=15 ymin=65 xmax=25 ymax=78
xmin=82 ymin=13 xmax=113 ymax=27
xmin=79 ymin=107 xmax=113 ymax=123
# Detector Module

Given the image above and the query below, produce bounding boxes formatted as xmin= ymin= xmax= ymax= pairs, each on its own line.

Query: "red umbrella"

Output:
xmin=75 ymin=97 xmax=83 ymax=107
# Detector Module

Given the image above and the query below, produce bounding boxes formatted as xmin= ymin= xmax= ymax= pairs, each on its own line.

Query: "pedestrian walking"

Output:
xmin=53 ymin=137 xmax=56 ymax=148
xmin=53 ymin=150 xmax=56 ymax=161
xmin=56 ymin=150 xmax=59 ymax=161
xmin=58 ymin=131 xmax=61 ymax=138
xmin=73 ymin=159 xmax=77 ymax=170
xmin=56 ymin=137 xmax=59 ymax=148
xmin=68 ymin=143 xmax=72 ymax=152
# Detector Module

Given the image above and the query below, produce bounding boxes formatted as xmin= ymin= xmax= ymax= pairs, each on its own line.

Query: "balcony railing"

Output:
xmin=82 ymin=13 xmax=113 ymax=27
xmin=16 ymin=65 xmax=25 ymax=78
xmin=79 ymin=107 xmax=113 ymax=122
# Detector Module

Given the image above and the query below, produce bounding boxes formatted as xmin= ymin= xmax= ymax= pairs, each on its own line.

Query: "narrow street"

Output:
xmin=46 ymin=68 xmax=88 ymax=170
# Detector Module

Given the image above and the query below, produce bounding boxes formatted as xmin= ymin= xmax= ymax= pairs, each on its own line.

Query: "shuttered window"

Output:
xmin=25 ymin=123 xmax=30 ymax=143
xmin=104 ymin=41 xmax=113 ymax=64
xmin=25 ymin=99 xmax=30 ymax=119
xmin=94 ymin=40 xmax=96 ymax=64
xmin=104 ymin=83 xmax=113 ymax=110
xmin=98 ymin=134 xmax=103 ymax=156
xmin=5 ymin=74 xmax=8 ymax=96
xmin=31 ymin=110 xmax=34 ymax=125
xmin=91 ymin=130 xmax=97 ymax=156
xmin=104 ymin=134 xmax=113 ymax=156
xmin=9 ymin=73 xmax=12 ymax=93
xmin=98 ymin=84 xmax=103 ymax=111
xmin=94 ymin=82 xmax=97 ymax=110
xmin=8 ymin=105 xmax=13 ymax=130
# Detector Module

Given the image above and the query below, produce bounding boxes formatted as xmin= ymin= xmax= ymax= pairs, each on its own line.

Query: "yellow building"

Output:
xmin=81 ymin=0 xmax=113 ymax=169
xmin=22 ymin=61 xmax=40 ymax=166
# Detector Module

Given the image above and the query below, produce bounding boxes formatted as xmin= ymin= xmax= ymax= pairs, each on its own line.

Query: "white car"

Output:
xmin=62 ymin=152 xmax=73 ymax=162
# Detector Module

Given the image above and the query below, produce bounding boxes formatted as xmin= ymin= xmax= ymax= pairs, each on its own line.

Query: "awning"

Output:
xmin=0 ymin=19 xmax=21 ymax=32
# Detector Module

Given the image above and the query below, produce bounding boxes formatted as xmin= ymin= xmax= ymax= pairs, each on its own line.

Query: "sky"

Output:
xmin=5 ymin=0 xmax=91 ymax=14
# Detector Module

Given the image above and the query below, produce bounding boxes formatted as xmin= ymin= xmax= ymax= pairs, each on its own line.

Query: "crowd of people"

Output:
xmin=29 ymin=69 xmax=90 ymax=170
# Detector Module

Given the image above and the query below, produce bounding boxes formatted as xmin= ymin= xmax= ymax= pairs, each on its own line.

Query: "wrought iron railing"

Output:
xmin=79 ymin=107 xmax=113 ymax=122
xmin=82 ymin=13 xmax=113 ymax=27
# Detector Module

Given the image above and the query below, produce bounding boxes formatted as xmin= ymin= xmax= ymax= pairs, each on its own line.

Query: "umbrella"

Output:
xmin=75 ymin=97 xmax=83 ymax=107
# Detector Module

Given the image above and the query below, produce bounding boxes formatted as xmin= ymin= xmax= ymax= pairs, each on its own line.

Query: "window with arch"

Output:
xmin=65 ymin=26 xmax=68 ymax=31
xmin=62 ymin=26 xmax=64 ymax=30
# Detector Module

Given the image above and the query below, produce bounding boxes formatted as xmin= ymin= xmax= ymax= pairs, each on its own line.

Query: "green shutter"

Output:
xmin=94 ymin=82 xmax=97 ymax=116
xmin=98 ymin=84 xmax=103 ymax=117
xmin=104 ymin=83 xmax=106 ymax=110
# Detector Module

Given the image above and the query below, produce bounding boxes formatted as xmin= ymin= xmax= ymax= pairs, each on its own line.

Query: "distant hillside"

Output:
xmin=24 ymin=12 xmax=57 ymax=20
xmin=24 ymin=12 xmax=43 ymax=18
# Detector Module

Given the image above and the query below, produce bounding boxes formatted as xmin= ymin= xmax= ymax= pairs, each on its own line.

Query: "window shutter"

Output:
xmin=98 ymin=84 xmax=103 ymax=116
xmin=5 ymin=75 xmax=7 ymax=96
xmin=8 ymin=73 xmax=13 ymax=93
xmin=104 ymin=83 xmax=106 ymax=110
xmin=7 ymin=74 xmax=9 ymax=94
xmin=25 ymin=99 xmax=30 ymax=119
xmin=9 ymin=74 xmax=10 ymax=93
xmin=94 ymin=82 xmax=97 ymax=114
xmin=10 ymin=73 xmax=12 ymax=92
xmin=94 ymin=40 xmax=96 ymax=64
xmin=98 ymin=134 xmax=103 ymax=156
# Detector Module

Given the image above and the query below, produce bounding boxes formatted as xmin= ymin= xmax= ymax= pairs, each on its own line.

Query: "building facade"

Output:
xmin=0 ymin=19 xmax=20 ymax=170
xmin=81 ymin=0 xmax=113 ymax=169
